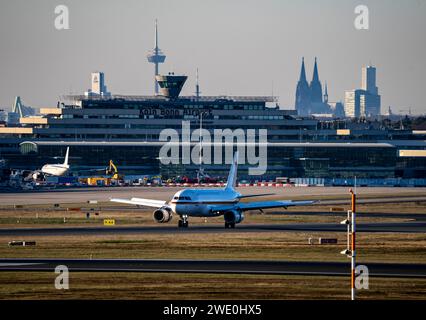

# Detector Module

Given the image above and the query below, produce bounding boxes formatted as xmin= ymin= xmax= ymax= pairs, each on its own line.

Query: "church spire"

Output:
xmin=324 ymin=82 xmax=329 ymax=103
xmin=309 ymin=57 xmax=323 ymax=104
xmin=299 ymin=57 xmax=307 ymax=82
xmin=295 ymin=57 xmax=311 ymax=116
xmin=312 ymin=57 xmax=319 ymax=82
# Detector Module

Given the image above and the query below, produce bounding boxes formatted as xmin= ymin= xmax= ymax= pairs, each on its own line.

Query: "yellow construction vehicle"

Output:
xmin=105 ymin=160 xmax=124 ymax=181
xmin=82 ymin=160 xmax=124 ymax=186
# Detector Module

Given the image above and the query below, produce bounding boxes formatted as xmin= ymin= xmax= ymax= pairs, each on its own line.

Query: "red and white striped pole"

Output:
xmin=350 ymin=188 xmax=356 ymax=301
xmin=340 ymin=184 xmax=358 ymax=300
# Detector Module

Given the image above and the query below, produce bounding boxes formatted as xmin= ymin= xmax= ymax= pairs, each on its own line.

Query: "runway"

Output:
xmin=1 ymin=221 xmax=425 ymax=236
xmin=0 ymin=258 xmax=425 ymax=278
xmin=1 ymin=186 xmax=426 ymax=205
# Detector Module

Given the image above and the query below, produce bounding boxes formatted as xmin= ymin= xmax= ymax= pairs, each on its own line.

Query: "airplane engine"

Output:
xmin=153 ymin=207 xmax=173 ymax=223
xmin=224 ymin=210 xmax=244 ymax=224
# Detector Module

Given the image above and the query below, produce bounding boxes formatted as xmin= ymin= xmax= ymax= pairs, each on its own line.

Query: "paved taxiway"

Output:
xmin=0 ymin=258 xmax=425 ymax=278
xmin=1 ymin=186 xmax=426 ymax=205
xmin=0 ymin=222 xmax=425 ymax=236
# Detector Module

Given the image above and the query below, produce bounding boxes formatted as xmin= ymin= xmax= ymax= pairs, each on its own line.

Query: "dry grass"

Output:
xmin=0 ymin=272 xmax=425 ymax=300
xmin=1 ymin=231 xmax=425 ymax=263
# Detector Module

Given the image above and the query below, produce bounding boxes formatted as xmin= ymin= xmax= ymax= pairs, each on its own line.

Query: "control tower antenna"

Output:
xmin=147 ymin=19 xmax=166 ymax=95
xmin=195 ymin=68 xmax=201 ymax=99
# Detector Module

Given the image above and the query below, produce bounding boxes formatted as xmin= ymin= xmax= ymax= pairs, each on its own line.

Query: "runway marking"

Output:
xmin=0 ymin=263 xmax=44 ymax=267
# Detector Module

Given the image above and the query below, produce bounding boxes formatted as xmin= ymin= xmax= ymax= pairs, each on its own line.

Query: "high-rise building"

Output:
xmin=344 ymin=89 xmax=381 ymax=118
xmin=344 ymin=65 xmax=381 ymax=118
xmin=362 ymin=66 xmax=378 ymax=95
xmin=363 ymin=93 xmax=381 ymax=116
xmin=85 ymin=72 xmax=110 ymax=97
xmin=344 ymin=89 xmax=364 ymax=118
xmin=91 ymin=72 xmax=104 ymax=95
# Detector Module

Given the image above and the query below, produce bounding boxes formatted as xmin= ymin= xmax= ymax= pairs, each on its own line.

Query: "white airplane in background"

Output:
xmin=40 ymin=147 xmax=70 ymax=177
xmin=111 ymin=152 xmax=316 ymax=228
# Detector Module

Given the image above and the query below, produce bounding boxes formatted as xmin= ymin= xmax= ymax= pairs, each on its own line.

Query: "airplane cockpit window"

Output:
xmin=175 ymin=196 xmax=191 ymax=201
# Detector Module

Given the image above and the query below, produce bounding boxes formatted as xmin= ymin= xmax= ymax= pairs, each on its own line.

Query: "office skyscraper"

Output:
xmin=362 ymin=66 xmax=378 ymax=95
xmin=345 ymin=65 xmax=381 ymax=118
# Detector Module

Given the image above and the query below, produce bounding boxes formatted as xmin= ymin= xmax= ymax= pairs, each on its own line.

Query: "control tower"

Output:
xmin=147 ymin=19 xmax=166 ymax=95
xmin=156 ymin=73 xmax=187 ymax=99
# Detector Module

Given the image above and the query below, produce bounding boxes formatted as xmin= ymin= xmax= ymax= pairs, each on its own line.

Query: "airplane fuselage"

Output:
xmin=170 ymin=188 xmax=241 ymax=217
xmin=41 ymin=164 xmax=69 ymax=177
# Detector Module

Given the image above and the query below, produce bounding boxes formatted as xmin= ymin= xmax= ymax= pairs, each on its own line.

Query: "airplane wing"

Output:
xmin=110 ymin=197 xmax=167 ymax=208
xmin=210 ymin=200 xmax=317 ymax=214
xmin=237 ymin=200 xmax=317 ymax=211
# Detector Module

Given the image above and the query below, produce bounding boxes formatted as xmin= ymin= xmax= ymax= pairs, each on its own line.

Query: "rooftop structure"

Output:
xmin=155 ymin=74 xmax=188 ymax=99
xmin=11 ymin=96 xmax=35 ymax=118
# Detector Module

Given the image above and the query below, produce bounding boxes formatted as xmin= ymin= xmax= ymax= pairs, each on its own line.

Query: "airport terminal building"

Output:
xmin=0 ymin=74 xmax=426 ymax=181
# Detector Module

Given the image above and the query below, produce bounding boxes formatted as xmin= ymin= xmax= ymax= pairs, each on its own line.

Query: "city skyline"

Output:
xmin=0 ymin=0 xmax=425 ymax=114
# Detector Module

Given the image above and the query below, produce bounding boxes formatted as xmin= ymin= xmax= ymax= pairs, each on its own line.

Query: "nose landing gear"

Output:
xmin=178 ymin=215 xmax=189 ymax=228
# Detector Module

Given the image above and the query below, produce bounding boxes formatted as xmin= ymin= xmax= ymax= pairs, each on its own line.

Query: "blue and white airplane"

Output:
xmin=111 ymin=152 xmax=316 ymax=228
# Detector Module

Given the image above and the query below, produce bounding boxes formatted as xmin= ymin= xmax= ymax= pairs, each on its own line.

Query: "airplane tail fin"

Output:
xmin=63 ymin=147 xmax=69 ymax=166
xmin=225 ymin=151 xmax=238 ymax=190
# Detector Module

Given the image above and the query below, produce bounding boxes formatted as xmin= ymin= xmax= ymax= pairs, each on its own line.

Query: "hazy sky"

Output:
xmin=0 ymin=0 xmax=425 ymax=114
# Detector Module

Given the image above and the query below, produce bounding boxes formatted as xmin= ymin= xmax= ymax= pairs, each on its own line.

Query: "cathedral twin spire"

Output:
xmin=295 ymin=57 xmax=327 ymax=116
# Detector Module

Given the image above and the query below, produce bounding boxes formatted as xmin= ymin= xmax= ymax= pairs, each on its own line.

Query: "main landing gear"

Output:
xmin=224 ymin=222 xmax=235 ymax=229
xmin=178 ymin=215 xmax=189 ymax=228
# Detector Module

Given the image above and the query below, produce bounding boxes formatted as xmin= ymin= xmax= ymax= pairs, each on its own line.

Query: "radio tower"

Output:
xmin=147 ymin=19 xmax=166 ymax=95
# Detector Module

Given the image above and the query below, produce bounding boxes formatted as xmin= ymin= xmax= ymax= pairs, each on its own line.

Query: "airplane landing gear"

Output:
xmin=224 ymin=222 xmax=235 ymax=229
xmin=178 ymin=215 xmax=189 ymax=228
